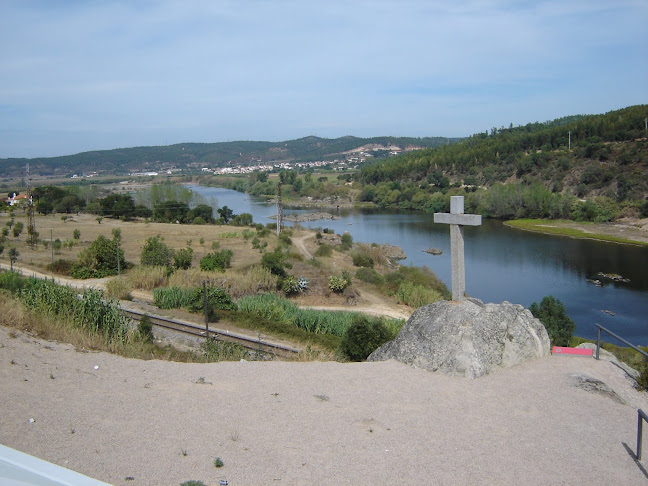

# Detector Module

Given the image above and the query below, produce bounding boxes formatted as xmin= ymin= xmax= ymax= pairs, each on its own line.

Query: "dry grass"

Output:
xmin=0 ymin=212 xmax=275 ymax=272
xmin=104 ymin=276 xmax=133 ymax=300
xmin=129 ymin=266 xmax=168 ymax=290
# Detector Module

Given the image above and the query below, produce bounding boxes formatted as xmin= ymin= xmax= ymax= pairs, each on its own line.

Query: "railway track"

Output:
xmin=122 ymin=308 xmax=300 ymax=359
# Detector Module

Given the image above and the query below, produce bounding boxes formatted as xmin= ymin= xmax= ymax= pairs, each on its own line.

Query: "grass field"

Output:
xmin=504 ymin=219 xmax=648 ymax=246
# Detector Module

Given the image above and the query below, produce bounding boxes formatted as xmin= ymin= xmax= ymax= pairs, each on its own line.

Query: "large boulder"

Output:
xmin=367 ymin=298 xmax=550 ymax=378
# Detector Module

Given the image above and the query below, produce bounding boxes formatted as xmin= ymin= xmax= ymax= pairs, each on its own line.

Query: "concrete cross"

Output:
xmin=434 ymin=196 xmax=482 ymax=301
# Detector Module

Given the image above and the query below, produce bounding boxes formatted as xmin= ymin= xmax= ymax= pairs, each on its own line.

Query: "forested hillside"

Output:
xmin=0 ymin=136 xmax=458 ymax=178
xmin=356 ymin=105 xmax=648 ymax=220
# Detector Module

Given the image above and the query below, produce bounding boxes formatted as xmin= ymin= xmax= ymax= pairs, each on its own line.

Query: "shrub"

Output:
xmin=168 ymin=268 xmax=213 ymax=288
xmin=355 ymin=267 xmax=384 ymax=285
xmin=137 ymin=315 xmax=154 ymax=342
xmin=129 ymin=265 xmax=168 ymax=290
xmin=396 ymin=282 xmax=443 ymax=307
xmin=213 ymin=457 xmax=224 ymax=468
xmin=278 ymin=232 xmax=292 ymax=246
xmin=339 ymin=316 xmax=392 ymax=361
xmin=12 ymin=222 xmax=24 ymax=238
xmin=340 ymin=232 xmax=353 ymax=251
xmin=282 ymin=275 xmax=309 ymax=296
xmin=46 ymin=259 xmax=74 ymax=276
xmin=72 ymin=229 xmax=81 ymax=240
xmin=173 ymin=247 xmax=193 ymax=270
xmin=529 ymin=296 xmax=575 ymax=346
xmin=261 ymin=247 xmax=292 ymax=277
xmin=637 ymin=359 xmax=648 ymax=391
xmin=329 ymin=275 xmax=349 ymax=293
xmin=192 ymin=216 xmax=206 ymax=225
xmin=351 ymin=252 xmax=374 ymax=268
xmin=202 ymin=338 xmax=247 ymax=361
xmin=104 ymin=277 xmax=132 ymax=300
xmin=314 ymin=243 xmax=333 ymax=257
xmin=383 ymin=266 xmax=449 ymax=299
xmin=200 ymin=249 xmax=233 ymax=272
xmin=72 ymin=235 xmax=126 ymax=279
xmin=141 ymin=235 xmax=174 ymax=268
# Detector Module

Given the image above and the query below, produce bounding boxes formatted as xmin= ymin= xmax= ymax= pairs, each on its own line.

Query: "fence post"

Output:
xmin=638 ymin=410 xmax=644 ymax=461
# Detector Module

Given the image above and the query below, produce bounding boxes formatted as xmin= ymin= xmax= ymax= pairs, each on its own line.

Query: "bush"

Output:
xmin=141 ymin=235 xmax=174 ymax=268
xmin=282 ymin=275 xmax=309 ymax=296
xmin=355 ymin=267 xmax=384 ymax=285
xmin=396 ymin=282 xmax=443 ymax=307
xmin=260 ymin=247 xmax=292 ymax=277
xmin=529 ymin=296 xmax=575 ymax=346
xmin=137 ymin=315 xmax=154 ymax=342
xmin=46 ymin=259 xmax=74 ymax=276
xmin=314 ymin=243 xmax=333 ymax=257
xmin=72 ymin=229 xmax=81 ymax=240
xmin=351 ymin=252 xmax=374 ymax=268
xmin=637 ymin=359 xmax=648 ymax=391
xmin=104 ymin=277 xmax=132 ymax=300
xmin=73 ymin=235 xmax=126 ymax=278
xmin=173 ymin=247 xmax=193 ymax=270
xmin=339 ymin=316 xmax=392 ymax=361
xmin=329 ymin=275 xmax=349 ymax=293
xmin=278 ymin=232 xmax=293 ymax=246
xmin=200 ymin=249 xmax=233 ymax=272
xmin=340 ymin=232 xmax=353 ymax=251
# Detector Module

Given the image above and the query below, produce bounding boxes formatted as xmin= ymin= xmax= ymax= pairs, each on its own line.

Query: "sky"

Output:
xmin=1 ymin=1 xmax=646 ymax=158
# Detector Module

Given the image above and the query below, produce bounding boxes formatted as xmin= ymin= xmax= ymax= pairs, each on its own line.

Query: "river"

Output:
xmin=188 ymin=185 xmax=648 ymax=345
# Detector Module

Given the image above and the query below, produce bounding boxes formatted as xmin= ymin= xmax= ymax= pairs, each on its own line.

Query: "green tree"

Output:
xmin=8 ymin=247 xmax=19 ymax=271
xmin=12 ymin=222 xmax=24 ymax=238
xmin=529 ymin=296 xmax=575 ymax=346
xmin=260 ymin=247 xmax=292 ymax=277
xmin=174 ymin=247 xmax=193 ymax=270
xmin=73 ymin=235 xmax=126 ymax=278
xmin=141 ymin=235 xmax=174 ymax=267
xmin=73 ymin=229 xmax=81 ymax=240
xmin=199 ymin=249 xmax=233 ymax=272
xmin=217 ymin=206 xmax=234 ymax=223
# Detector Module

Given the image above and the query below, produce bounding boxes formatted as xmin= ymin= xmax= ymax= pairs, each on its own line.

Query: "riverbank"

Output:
xmin=504 ymin=218 xmax=648 ymax=246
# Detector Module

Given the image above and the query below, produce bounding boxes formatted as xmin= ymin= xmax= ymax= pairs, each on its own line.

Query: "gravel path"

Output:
xmin=1 ymin=325 xmax=647 ymax=486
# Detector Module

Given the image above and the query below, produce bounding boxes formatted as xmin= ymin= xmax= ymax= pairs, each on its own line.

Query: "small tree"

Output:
xmin=8 ymin=247 xmax=19 ymax=271
xmin=12 ymin=222 xmax=24 ymax=238
xmin=529 ymin=296 xmax=575 ymax=346
xmin=141 ymin=235 xmax=174 ymax=268
xmin=340 ymin=232 xmax=353 ymax=251
xmin=173 ymin=247 xmax=194 ymax=270
xmin=261 ymin=247 xmax=292 ymax=277
xmin=73 ymin=229 xmax=81 ymax=240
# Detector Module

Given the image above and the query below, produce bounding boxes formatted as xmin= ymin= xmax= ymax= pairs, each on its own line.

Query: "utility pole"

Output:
xmin=203 ymin=280 xmax=209 ymax=338
xmin=26 ymin=164 xmax=36 ymax=249
xmin=276 ymin=182 xmax=283 ymax=236
xmin=568 ymin=131 xmax=572 ymax=151
xmin=645 ymin=118 xmax=647 ymax=132
xmin=50 ymin=230 xmax=53 ymax=265
xmin=116 ymin=238 xmax=120 ymax=276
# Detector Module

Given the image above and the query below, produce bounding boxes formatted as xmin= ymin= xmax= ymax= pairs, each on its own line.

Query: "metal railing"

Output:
xmin=638 ymin=409 xmax=648 ymax=461
xmin=594 ymin=325 xmax=648 ymax=462
xmin=595 ymin=324 xmax=648 ymax=361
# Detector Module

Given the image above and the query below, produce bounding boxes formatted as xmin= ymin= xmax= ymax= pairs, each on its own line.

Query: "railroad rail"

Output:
xmin=122 ymin=308 xmax=300 ymax=359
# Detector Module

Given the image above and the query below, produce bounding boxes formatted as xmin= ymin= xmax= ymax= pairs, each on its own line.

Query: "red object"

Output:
xmin=552 ymin=346 xmax=594 ymax=356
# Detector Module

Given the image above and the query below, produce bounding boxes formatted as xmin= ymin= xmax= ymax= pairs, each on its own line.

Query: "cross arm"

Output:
xmin=434 ymin=213 xmax=482 ymax=226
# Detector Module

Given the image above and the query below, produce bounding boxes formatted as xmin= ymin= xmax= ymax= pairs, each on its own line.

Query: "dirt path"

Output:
xmin=293 ymin=234 xmax=314 ymax=259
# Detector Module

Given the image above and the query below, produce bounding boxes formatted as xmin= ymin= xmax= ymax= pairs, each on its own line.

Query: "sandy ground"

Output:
xmin=1 ymin=325 xmax=648 ymax=486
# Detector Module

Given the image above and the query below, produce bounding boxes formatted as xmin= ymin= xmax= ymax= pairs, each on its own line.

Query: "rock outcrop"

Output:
xmin=368 ymin=298 xmax=550 ymax=378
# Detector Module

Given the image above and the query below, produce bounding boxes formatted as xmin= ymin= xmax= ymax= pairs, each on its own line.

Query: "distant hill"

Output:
xmin=0 ymin=136 xmax=460 ymax=178
xmin=357 ymin=105 xmax=648 ymax=205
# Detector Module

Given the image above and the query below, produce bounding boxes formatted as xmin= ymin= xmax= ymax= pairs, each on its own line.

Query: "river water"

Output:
xmin=189 ymin=185 xmax=648 ymax=345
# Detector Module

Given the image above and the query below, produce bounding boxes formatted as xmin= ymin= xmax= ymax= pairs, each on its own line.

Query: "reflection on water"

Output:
xmin=188 ymin=185 xmax=648 ymax=345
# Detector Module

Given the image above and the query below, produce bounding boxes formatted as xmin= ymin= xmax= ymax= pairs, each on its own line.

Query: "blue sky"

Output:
xmin=1 ymin=0 xmax=646 ymax=158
